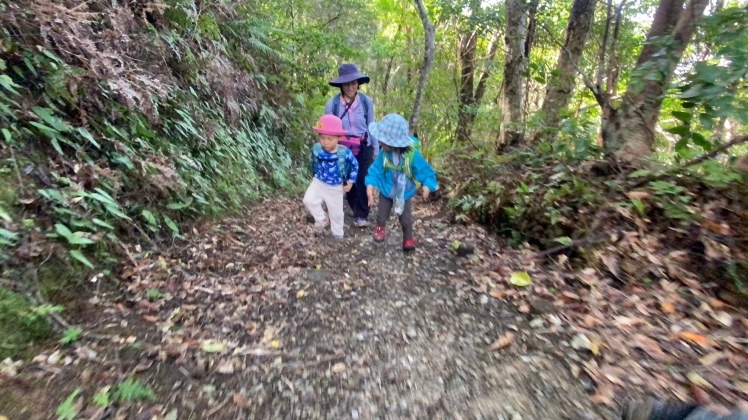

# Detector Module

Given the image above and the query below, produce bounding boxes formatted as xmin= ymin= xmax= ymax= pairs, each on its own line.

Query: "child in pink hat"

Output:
xmin=303 ymin=115 xmax=359 ymax=241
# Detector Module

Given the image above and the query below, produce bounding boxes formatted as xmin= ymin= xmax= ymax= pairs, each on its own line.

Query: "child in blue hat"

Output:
xmin=365 ymin=114 xmax=438 ymax=252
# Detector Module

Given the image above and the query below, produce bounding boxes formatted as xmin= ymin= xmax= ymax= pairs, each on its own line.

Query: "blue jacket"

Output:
xmin=365 ymin=150 xmax=438 ymax=200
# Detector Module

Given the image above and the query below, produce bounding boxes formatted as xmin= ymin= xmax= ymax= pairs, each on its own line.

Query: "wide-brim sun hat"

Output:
xmin=313 ymin=114 xmax=347 ymax=136
xmin=329 ymin=63 xmax=370 ymax=87
xmin=368 ymin=114 xmax=413 ymax=148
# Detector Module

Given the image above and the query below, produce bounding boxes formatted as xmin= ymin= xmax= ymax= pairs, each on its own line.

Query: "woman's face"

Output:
xmin=341 ymin=81 xmax=359 ymax=98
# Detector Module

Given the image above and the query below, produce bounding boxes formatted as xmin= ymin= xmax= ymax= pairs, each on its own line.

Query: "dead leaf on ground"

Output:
xmin=681 ymin=332 xmax=714 ymax=346
xmin=331 ymin=363 xmax=346 ymax=373
xmin=590 ymin=383 xmax=615 ymax=406
xmin=232 ymin=393 xmax=249 ymax=408
xmin=489 ymin=332 xmax=516 ymax=351
xmin=630 ymin=334 xmax=671 ymax=361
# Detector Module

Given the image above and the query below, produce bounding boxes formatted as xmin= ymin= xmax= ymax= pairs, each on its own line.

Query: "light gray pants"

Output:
xmin=303 ymin=178 xmax=344 ymax=238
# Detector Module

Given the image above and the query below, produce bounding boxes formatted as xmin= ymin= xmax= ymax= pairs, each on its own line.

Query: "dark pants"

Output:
xmin=347 ymin=144 xmax=373 ymax=219
xmin=376 ymin=194 xmax=413 ymax=239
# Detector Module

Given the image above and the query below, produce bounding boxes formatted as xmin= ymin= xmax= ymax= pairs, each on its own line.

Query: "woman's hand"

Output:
xmin=343 ymin=182 xmax=353 ymax=193
xmin=422 ymin=186 xmax=430 ymax=200
xmin=367 ymin=186 xmax=375 ymax=207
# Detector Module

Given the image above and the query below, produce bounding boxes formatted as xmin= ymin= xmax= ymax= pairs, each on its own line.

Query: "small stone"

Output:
xmin=528 ymin=297 xmax=557 ymax=315
xmin=479 ymin=295 xmax=489 ymax=305
xmin=455 ymin=243 xmax=475 ymax=257
xmin=529 ymin=318 xmax=545 ymax=328
xmin=407 ymin=329 xmax=418 ymax=338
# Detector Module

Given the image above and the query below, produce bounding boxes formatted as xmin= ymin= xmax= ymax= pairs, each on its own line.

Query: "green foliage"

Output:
xmin=665 ymin=7 xmax=748 ymax=155
xmin=112 ymin=377 xmax=155 ymax=403
xmin=0 ymin=286 xmax=56 ymax=359
xmin=92 ymin=389 xmax=110 ymax=408
xmin=56 ymin=389 xmax=81 ymax=420
xmin=60 ymin=327 xmax=83 ymax=345
xmin=146 ymin=288 xmax=163 ymax=301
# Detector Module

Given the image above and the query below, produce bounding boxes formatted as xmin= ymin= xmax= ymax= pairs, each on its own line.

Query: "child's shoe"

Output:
xmin=373 ymin=225 xmax=386 ymax=242
xmin=402 ymin=238 xmax=417 ymax=252
xmin=355 ymin=218 xmax=369 ymax=228
xmin=313 ymin=218 xmax=330 ymax=233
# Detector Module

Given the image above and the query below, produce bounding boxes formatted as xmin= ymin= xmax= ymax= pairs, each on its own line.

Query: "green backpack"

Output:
xmin=382 ymin=136 xmax=422 ymax=180
xmin=311 ymin=143 xmax=350 ymax=179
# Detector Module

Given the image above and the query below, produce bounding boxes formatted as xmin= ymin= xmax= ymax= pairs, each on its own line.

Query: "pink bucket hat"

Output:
xmin=313 ymin=115 xmax=347 ymax=136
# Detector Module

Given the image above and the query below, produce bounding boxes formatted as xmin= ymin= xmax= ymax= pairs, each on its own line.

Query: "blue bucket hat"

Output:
xmin=368 ymin=114 xmax=413 ymax=148
xmin=329 ymin=63 xmax=370 ymax=87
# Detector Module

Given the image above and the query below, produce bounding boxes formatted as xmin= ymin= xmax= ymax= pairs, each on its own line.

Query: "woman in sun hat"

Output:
xmin=325 ymin=63 xmax=378 ymax=228
xmin=364 ymin=113 xmax=437 ymax=252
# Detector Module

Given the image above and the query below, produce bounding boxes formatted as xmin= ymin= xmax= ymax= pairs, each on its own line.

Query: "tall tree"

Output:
xmin=598 ymin=0 xmax=710 ymax=163
xmin=534 ymin=0 xmax=598 ymax=143
xmin=410 ymin=0 xmax=436 ymax=135
xmin=454 ymin=0 xmax=502 ymax=143
xmin=499 ymin=0 xmax=532 ymax=147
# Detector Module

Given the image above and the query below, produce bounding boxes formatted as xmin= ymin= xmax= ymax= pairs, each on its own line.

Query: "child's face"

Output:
xmin=319 ymin=134 xmax=339 ymax=152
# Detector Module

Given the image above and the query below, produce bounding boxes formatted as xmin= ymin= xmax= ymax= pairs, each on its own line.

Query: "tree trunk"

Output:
xmin=500 ymin=0 xmax=529 ymax=147
xmin=456 ymin=30 xmax=478 ymax=143
xmin=409 ymin=0 xmax=435 ymax=136
xmin=382 ymin=55 xmax=395 ymax=95
xmin=534 ymin=0 xmax=597 ymax=143
xmin=601 ymin=0 xmax=709 ymax=162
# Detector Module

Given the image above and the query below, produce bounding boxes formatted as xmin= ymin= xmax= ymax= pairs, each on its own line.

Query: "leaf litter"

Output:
xmin=3 ymin=197 xmax=747 ymax=418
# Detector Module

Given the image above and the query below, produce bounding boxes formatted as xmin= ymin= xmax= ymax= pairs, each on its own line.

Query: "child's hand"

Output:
xmin=422 ymin=186 xmax=430 ymax=200
xmin=343 ymin=182 xmax=353 ymax=193
xmin=367 ymin=186 xmax=375 ymax=207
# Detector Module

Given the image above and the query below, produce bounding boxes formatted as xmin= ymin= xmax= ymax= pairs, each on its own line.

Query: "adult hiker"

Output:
xmin=325 ymin=63 xmax=378 ymax=228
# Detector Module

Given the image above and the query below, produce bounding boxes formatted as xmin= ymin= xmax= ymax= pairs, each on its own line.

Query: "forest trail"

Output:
xmin=1 ymin=197 xmax=614 ymax=419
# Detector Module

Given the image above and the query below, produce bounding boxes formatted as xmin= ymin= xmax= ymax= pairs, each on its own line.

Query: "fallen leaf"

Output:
xmin=734 ymin=381 xmax=748 ymax=395
xmin=578 ymin=268 xmax=599 ymax=286
xmin=699 ymin=352 xmax=725 ymax=367
xmin=270 ymin=340 xmax=281 ymax=349
xmin=631 ymin=334 xmax=671 ymax=361
xmin=488 ymin=332 xmax=516 ymax=351
xmin=590 ymin=383 xmax=614 ymax=406
xmin=601 ymin=254 xmax=620 ymax=277
xmin=712 ymin=311 xmax=732 ymax=327
xmin=509 ymin=272 xmax=532 ymax=287
xmin=232 ymin=393 xmax=250 ymax=408
xmin=626 ymin=191 xmax=651 ymax=200
xmin=681 ymin=332 xmax=713 ymax=346
xmin=296 ymin=290 xmax=305 ymax=298
xmin=202 ymin=340 xmax=225 ymax=353
xmin=661 ymin=302 xmax=676 ymax=313
xmin=331 ymin=363 xmax=346 ymax=373
xmin=518 ymin=303 xmax=530 ymax=313
xmin=216 ymin=360 xmax=235 ymax=374
xmin=489 ymin=289 xmax=506 ymax=299
xmin=687 ymin=371 xmax=711 ymax=388
xmin=164 ymin=409 xmax=179 ymax=420
xmin=75 ymin=346 xmax=97 ymax=360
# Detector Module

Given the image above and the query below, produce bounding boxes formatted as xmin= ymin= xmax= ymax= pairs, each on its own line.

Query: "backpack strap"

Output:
xmin=332 ymin=92 xmax=369 ymax=123
xmin=383 ymin=150 xmax=415 ymax=180
xmin=336 ymin=146 xmax=350 ymax=180
xmin=332 ymin=93 xmax=341 ymax=117
xmin=359 ymin=93 xmax=370 ymax=123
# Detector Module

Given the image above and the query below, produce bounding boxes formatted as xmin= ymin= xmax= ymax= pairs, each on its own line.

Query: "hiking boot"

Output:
xmin=354 ymin=218 xmax=369 ymax=228
xmin=313 ymin=218 xmax=330 ymax=233
xmin=373 ymin=225 xmax=386 ymax=242
xmin=403 ymin=238 xmax=417 ymax=252
xmin=621 ymin=400 xmax=698 ymax=420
